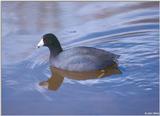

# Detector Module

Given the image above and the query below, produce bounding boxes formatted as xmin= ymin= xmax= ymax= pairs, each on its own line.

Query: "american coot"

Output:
xmin=37 ymin=33 xmax=121 ymax=90
xmin=37 ymin=33 xmax=120 ymax=72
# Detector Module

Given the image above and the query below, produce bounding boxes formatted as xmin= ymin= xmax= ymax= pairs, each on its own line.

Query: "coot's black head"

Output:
xmin=37 ymin=33 xmax=61 ymax=48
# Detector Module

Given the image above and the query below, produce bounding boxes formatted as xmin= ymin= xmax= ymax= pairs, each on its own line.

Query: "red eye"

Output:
xmin=43 ymin=38 xmax=47 ymax=43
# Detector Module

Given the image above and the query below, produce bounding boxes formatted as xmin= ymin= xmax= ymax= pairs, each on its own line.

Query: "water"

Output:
xmin=2 ymin=1 xmax=159 ymax=115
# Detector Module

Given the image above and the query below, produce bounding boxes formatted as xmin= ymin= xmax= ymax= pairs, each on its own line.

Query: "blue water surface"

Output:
xmin=2 ymin=1 xmax=159 ymax=115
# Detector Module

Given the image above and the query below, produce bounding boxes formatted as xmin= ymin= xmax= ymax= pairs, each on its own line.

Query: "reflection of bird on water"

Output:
xmin=37 ymin=33 xmax=121 ymax=91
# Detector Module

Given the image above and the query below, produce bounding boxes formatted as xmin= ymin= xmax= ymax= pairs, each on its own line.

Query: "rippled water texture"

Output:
xmin=2 ymin=1 xmax=159 ymax=115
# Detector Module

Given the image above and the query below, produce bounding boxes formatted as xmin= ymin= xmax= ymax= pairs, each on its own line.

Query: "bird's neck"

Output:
xmin=48 ymin=45 xmax=63 ymax=61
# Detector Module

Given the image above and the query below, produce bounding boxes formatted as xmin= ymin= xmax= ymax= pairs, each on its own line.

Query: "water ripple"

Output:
xmin=2 ymin=3 xmax=159 ymax=113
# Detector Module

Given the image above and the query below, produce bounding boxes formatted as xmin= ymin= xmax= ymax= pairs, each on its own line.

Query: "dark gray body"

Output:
xmin=51 ymin=47 xmax=119 ymax=72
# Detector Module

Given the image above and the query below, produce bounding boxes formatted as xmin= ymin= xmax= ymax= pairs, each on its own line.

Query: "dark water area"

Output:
xmin=2 ymin=1 xmax=159 ymax=115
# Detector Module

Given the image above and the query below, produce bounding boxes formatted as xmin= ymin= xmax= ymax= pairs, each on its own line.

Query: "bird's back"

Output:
xmin=51 ymin=46 xmax=119 ymax=72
